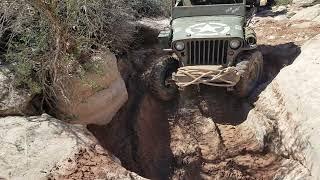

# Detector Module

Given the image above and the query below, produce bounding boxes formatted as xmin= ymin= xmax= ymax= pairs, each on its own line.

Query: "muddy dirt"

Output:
xmin=89 ymin=15 xmax=320 ymax=180
xmin=48 ymin=145 xmax=145 ymax=180
xmin=89 ymin=85 xmax=284 ymax=179
xmin=169 ymin=87 xmax=282 ymax=180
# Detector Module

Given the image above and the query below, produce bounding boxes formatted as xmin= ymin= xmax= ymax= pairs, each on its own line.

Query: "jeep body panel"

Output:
xmin=172 ymin=3 xmax=246 ymax=19
xmin=171 ymin=16 xmax=245 ymax=42
xmin=171 ymin=16 xmax=248 ymax=66
xmin=159 ymin=0 xmax=257 ymax=67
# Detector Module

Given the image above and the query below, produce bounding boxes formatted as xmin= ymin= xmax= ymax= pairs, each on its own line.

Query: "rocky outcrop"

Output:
xmin=0 ymin=67 xmax=33 ymax=116
xmin=0 ymin=114 xmax=145 ymax=180
xmin=56 ymin=49 xmax=128 ymax=125
xmin=292 ymin=0 xmax=317 ymax=6
xmin=251 ymin=34 xmax=320 ymax=178
xmin=291 ymin=4 xmax=320 ymax=22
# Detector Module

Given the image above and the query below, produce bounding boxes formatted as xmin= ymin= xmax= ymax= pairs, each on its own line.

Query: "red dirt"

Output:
xmin=169 ymin=88 xmax=283 ymax=180
xmin=254 ymin=19 xmax=320 ymax=45
xmin=48 ymin=145 xmax=145 ymax=180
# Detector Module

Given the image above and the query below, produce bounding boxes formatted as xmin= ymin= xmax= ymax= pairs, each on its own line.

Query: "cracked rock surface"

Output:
xmin=0 ymin=115 xmax=146 ymax=180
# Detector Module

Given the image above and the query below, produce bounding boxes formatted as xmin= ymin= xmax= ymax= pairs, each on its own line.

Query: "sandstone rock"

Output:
xmin=252 ymin=34 xmax=320 ymax=178
xmin=291 ymin=4 xmax=320 ymax=22
xmin=292 ymin=0 xmax=316 ymax=6
xmin=275 ymin=5 xmax=287 ymax=13
xmin=0 ymin=115 xmax=146 ymax=180
xmin=313 ymin=14 xmax=320 ymax=21
xmin=274 ymin=14 xmax=289 ymax=21
xmin=0 ymin=67 xmax=33 ymax=116
xmin=56 ymin=49 xmax=128 ymax=125
xmin=273 ymin=159 xmax=311 ymax=179
xmin=287 ymin=11 xmax=297 ymax=18
xmin=291 ymin=21 xmax=318 ymax=28
xmin=268 ymin=35 xmax=276 ymax=39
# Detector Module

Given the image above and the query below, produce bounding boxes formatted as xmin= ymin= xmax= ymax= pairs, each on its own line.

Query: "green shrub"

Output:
xmin=128 ymin=0 xmax=171 ymax=17
xmin=0 ymin=0 xmax=168 ymax=111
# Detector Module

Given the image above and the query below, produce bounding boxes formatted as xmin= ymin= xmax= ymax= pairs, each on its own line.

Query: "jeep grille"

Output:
xmin=186 ymin=40 xmax=229 ymax=65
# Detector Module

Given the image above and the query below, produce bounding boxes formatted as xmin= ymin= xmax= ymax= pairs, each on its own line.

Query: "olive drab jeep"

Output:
xmin=149 ymin=0 xmax=264 ymax=101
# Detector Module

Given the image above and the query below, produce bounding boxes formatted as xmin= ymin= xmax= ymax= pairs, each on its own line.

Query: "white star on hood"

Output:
xmin=194 ymin=24 xmax=221 ymax=33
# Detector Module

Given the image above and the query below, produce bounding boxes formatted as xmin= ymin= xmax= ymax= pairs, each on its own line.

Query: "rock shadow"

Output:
xmin=255 ymin=42 xmax=301 ymax=95
xmin=256 ymin=8 xmax=287 ymax=18
xmin=88 ymin=78 xmax=174 ymax=180
xmin=179 ymin=85 xmax=252 ymax=126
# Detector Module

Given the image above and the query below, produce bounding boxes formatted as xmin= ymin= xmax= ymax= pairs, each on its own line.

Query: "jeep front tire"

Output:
xmin=234 ymin=50 xmax=263 ymax=98
xmin=149 ymin=56 xmax=179 ymax=101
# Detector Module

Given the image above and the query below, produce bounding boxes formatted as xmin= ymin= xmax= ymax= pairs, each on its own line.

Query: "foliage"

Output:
xmin=0 ymin=0 xmax=167 ymax=111
xmin=128 ymin=0 xmax=171 ymax=17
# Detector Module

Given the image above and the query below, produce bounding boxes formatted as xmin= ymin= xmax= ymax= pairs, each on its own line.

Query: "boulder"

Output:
xmin=252 ymin=34 xmax=320 ymax=178
xmin=0 ymin=67 xmax=33 ymax=116
xmin=56 ymin=49 xmax=128 ymax=125
xmin=291 ymin=4 xmax=320 ymax=22
xmin=0 ymin=114 xmax=146 ymax=180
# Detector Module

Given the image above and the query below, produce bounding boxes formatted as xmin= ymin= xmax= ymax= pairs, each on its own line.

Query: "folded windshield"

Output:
xmin=176 ymin=0 xmax=244 ymax=6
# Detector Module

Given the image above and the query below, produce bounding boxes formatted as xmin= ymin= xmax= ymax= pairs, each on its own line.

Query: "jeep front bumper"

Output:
xmin=172 ymin=65 xmax=241 ymax=89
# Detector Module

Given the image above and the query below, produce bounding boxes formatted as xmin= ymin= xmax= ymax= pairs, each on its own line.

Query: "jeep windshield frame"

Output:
xmin=172 ymin=0 xmax=246 ymax=20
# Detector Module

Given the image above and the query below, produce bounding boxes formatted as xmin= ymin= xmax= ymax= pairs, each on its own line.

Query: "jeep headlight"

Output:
xmin=230 ymin=39 xmax=241 ymax=49
xmin=174 ymin=41 xmax=185 ymax=51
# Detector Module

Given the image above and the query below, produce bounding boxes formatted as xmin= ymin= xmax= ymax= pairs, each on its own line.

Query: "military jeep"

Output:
xmin=149 ymin=0 xmax=263 ymax=101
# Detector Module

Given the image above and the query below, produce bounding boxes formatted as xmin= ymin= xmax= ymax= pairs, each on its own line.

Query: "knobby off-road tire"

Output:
xmin=234 ymin=50 xmax=263 ymax=98
xmin=149 ymin=56 xmax=179 ymax=101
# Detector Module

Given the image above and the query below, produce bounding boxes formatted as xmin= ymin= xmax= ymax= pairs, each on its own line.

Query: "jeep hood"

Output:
xmin=171 ymin=16 xmax=245 ymax=42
